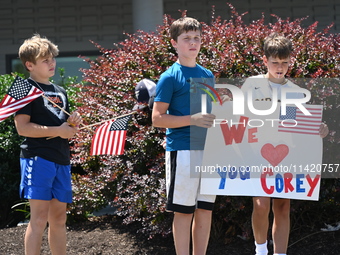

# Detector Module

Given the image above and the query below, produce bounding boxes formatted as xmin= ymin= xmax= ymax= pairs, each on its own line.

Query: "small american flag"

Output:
xmin=278 ymin=105 xmax=322 ymax=135
xmin=0 ymin=76 xmax=44 ymax=122
xmin=90 ymin=115 xmax=132 ymax=156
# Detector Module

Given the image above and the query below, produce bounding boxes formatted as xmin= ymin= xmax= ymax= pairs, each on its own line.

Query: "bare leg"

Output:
xmin=24 ymin=199 xmax=49 ymax=255
xmin=272 ymin=199 xmax=290 ymax=254
xmin=48 ymin=198 xmax=67 ymax=255
xmin=192 ymin=209 xmax=212 ymax=255
xmin=173 ymin=212 xmax=193 ymax=255
xmin=252 ymin=197 xmax=271 ymax=245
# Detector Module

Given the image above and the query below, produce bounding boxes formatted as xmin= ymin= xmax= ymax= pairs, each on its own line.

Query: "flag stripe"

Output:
xmin=296 ymin=114 xmax=321 ymax=119
xmin=111 ymin=130 xmax=118 ymax=155
xmin=282 ymin=119 xmax=321 ymax=124
xmin=280 ymin=121 xmax=321 ymax=127
xmin=116 ymin=131 xmax=127 ymax=155
xmin=92 ymin=122 xmax=106 ymax=155
xmin=93 ymin=121 xmax=111 ymax=155
xmin=280 ymin=126 xmax=320 ymax=132
xmin=105 ymin=125 xmax=114 ymax=154
xmin=278 ymin=130 xmax=320 ymax=135
xmin=101 ymin=122 xmax=111 ymax=154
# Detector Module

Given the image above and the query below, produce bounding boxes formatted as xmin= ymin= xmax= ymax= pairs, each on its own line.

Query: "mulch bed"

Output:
xmin=0 ymin=215 xmax=339 ymax=254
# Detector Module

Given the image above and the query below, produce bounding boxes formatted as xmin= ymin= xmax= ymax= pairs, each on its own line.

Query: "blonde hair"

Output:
xmin=263 ymin=33 xmax=292 ymax=59
xmin=170 ymin=17 xmax=202 ymax=41
xmin=18 ymin=34 xmax=59 ymax=71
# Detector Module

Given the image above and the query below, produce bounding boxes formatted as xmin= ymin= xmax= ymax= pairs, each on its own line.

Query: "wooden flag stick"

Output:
xmin=79 ymin=111 xmax=137 ymax=130
xmin=42 ymin=94 xmax=71 ymax=116
xmin=42 ymin=94 xmax=88 ymax=128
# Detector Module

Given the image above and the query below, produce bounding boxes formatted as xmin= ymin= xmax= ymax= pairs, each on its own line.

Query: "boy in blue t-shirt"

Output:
xmin=152 ymin=17 xmax=216 ymax=254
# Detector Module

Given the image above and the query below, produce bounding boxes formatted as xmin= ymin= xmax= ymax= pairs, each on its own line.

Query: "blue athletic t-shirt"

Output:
xmin=155 ymin=62 xmax=214 ymax=151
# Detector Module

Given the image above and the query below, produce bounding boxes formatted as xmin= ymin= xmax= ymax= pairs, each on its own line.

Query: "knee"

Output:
xmin=48 ymin=212 xmax=67 ymax=227
xmin=273 ymin=200 xmax=290 ymax=218
xmin=30 ymin=215 xmax=48 ymax=231
xmin=195 ymin=208 xmax=212 ymax=217
xmin=253 ymin=202 xmax=270 ymax=216
xmin=173 ymin=212 xmax=194 ymax=222
xmin=193 ymin=209 xmax=212 ymax=224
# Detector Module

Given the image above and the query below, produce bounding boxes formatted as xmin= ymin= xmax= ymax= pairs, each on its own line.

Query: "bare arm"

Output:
xmin=152 ymin=101 xmax=190 ymax=128
xmin=152 ymin=101 xmax=216 ymax=128
xmin=14 ymin=114 xmax=78 ymax=139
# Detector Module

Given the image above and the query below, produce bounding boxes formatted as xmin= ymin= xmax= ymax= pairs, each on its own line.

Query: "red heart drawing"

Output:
xmin=261 ymin=143 xmax=289 ymax=167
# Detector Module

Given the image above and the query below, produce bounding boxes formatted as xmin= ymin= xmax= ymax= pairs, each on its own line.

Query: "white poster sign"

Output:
xmin=200 ymin=102 xmax=323 ymax=200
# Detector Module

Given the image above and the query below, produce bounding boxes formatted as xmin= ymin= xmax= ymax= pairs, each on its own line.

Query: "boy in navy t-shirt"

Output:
xmin=15 ymin=34 xmax=82 ymax=255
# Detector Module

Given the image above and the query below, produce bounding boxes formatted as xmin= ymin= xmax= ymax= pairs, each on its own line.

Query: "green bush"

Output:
xmin=0 ymin=74 xmax=25 ymax=228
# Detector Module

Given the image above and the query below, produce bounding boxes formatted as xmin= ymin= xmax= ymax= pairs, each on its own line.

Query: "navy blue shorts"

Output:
xmin=20 ymin=156 xmax=72 ymax=203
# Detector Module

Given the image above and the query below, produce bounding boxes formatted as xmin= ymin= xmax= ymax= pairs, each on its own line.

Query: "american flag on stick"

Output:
xmin=90 ymin=115 xmax=132 ymax=156
xmin=0 ymin=76 xmax=44 ymax=123
xmin=278 ymin=105 xmax=323 ymax=135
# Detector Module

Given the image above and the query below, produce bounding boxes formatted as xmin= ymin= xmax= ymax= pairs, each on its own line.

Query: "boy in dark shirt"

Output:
xmin=15 ymin=34 xmax=82 ymax=255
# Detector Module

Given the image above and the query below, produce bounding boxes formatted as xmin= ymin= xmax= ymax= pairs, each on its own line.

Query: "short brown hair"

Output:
xmin=18 ymin=34 xmax=59 ymax=70
xmin=263 ymin=33 xmax=292 ymax=59
xmin=170 ymin=17 xmax=202 ymax=41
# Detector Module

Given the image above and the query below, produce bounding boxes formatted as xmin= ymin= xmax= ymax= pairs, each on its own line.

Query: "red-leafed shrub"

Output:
xmin=68 ymin=4 xmax=340 ymax=240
